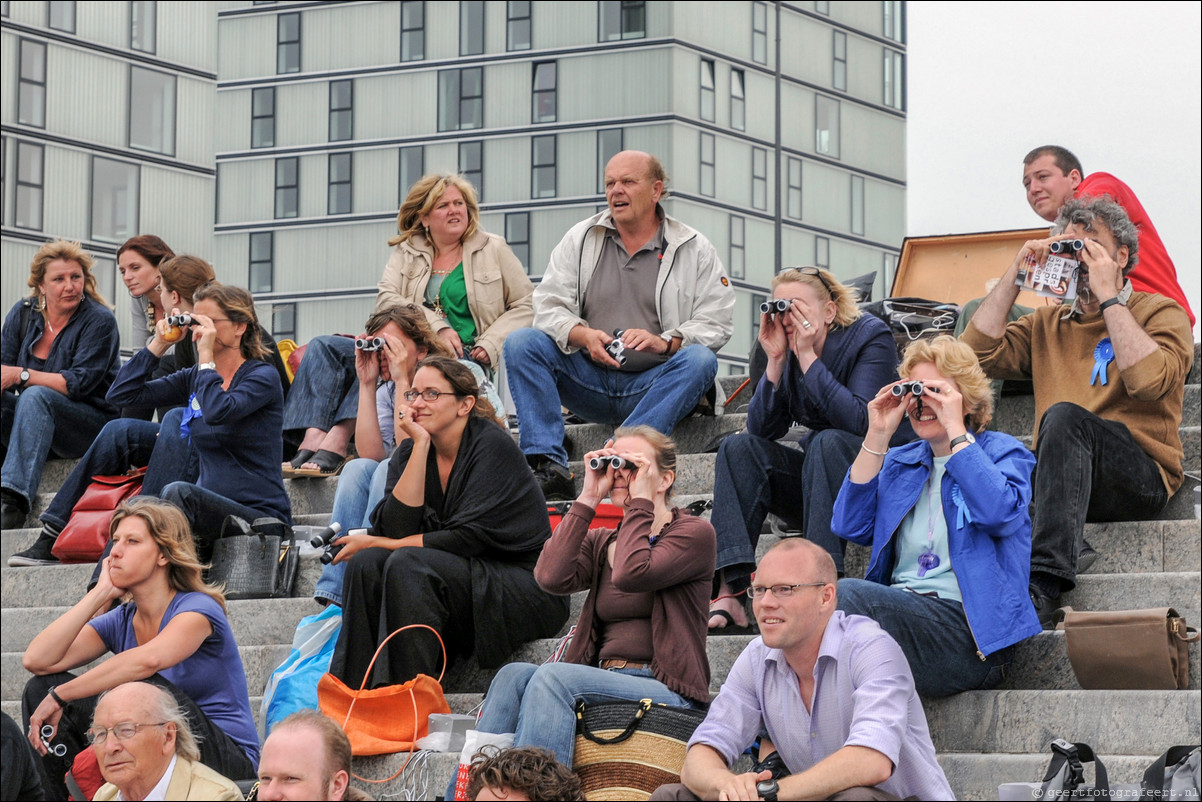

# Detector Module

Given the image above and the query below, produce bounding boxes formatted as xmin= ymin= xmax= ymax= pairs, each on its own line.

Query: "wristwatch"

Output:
xmin=949 ymin=432 xmax=976 ymax=450
xmin=19 ymin=368 xmax=30 ymax=387
xmin=756 ymin=778 xmax=780 ymax=802
xmin=660 ymin=331 xmax=675 ymax=354
xmin=1098 ymin=296 xmax=1126 ymax=312
xmin=198 ymin=362 xmax=217 ymax=371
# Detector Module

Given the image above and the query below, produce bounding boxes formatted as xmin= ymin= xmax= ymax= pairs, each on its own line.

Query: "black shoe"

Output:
xmin=1029 ymin=587 xmax=1060 ymax=630
xmin=1078 ymin=541 xmax=1100 ymax=574
xmin=8 ymin=529 xmax=60 ymax=567
xmin=1 ymin=492 xmax=28 ymax=530
xmin=532 ymin=459 xmax=575 ymax=501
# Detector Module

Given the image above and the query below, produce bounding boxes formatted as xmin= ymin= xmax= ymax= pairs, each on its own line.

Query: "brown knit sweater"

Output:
xmin=963 ymin=292 xmax=1193 ymax=495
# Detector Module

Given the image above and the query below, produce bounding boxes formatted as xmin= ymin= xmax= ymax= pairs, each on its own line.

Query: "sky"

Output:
xmin=906 ymin=1 xmax=1202 ymax=336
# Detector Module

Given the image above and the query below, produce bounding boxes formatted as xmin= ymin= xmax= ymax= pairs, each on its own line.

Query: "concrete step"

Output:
xmin=939 ymin=752 xmax=1165 ymax=802
xmin=1059 ymin=571 xmax=1200 ymax=625
xmin=1003 ymin=629 xmax=1200 ymax=690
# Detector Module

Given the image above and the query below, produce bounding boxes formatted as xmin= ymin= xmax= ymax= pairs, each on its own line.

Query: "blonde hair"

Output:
xmin=772 ymin=267 xmax=861 ymax=328
xmin=899 ymin=335 xmax=994 ymax=432
xmin=109 ymin=499 xmax=227 ymax=612
xmin=389 ymin=174 xmax=481 ymax=250
xmin=612 ymin=424 xmax=677 ymax=501
xmin=28 ymin=240 xmax=109 ymax=308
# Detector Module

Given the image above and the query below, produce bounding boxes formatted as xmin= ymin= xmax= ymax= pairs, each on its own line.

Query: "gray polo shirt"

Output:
xmin=581 ymin=221 xmax=667 ymax=372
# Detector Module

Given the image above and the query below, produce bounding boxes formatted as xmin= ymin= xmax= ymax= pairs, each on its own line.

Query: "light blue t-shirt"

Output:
xmin=891 ymin=454 xmax=962 ymax=602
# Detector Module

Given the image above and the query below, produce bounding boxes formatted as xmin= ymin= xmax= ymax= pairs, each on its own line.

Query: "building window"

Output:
xmin=850 ymin=175 xmax=864 ymax=235
xmin=329 ymin=79 xmax=353 ymax=142
xmin=833 ymin=31 xmax=847 ymax=91
xmin=275 ymin=157 xmax=298 ymax=218
xmin=438 ymin=67 xmax=483 ymax=131
xmin=884 ymin=51 xmax=905 ymax=110
xmin=460 ymin=0 xmax=484 ymax=56
xmin=507 ymin=1 xmax=531 ymax=51
xmin=249 ymin=231 xmax=274 ymax=293
xmin=816 ymin=96 xmax=840 ymax=158
xmin=272 ymin=303 xmax=296 ymax=341
xmin=92 ymin=256 xmax=116 ymax=307
xmin=400 ymin=1 xmax=424 ymax=61
xmin=506 ymin=212 xmax=530 ymax=273
xmin=786 ymin=157 xmax=802 ymax=219
xmin=729 ymin=215 xmax=745 ymax=279
xmin=2 ymin=2 xmax=9 ymax=17
xmin=883 ymin=0 xmax=904 ymax=42
xmin=49 ymin=1 xmax=75 ymax=33
xmin=129 ymin=66 xmax=175 ymax=156
xmin=131 ymin=1 xmax=155 ymax=53
xmin=328 ymin=153 xmax=352 ymax=215
xmin=15 ymin=141 xmax=44 ymax=230
xmin=815 ymin=1 xmax=829 ymax=14
xmin=597 ymin=128 xmax=623 ymax=193
xmin=751 ymin=147 xmax=767 ymax=210
xmin=18 ymin=39 xmax=46 ymax=129
xmin=751 ymin=2 xmax=767 ymax=64
xmin=459 ymin=141 xmax=482 ymax=200
xmin=599 ymin=0 xmax=644 ymax=42
xmin=699 ymin=133 xmax=715 ymax=198
xmin=751 ymin=292 xmax=766 ymax=340
xmin=277 ymin=12 xmax=300 ymax=74
xmin=91 ymin=157 xmax=139 ymax=243
xmin=531 ymin=135 xmax=556 ymax=199
xmin=730 ymin=68 xmax=746 ymax=131
xmin=699 ymin=59 xmax=715 ymax=122
xmin=252 ymin=87 xmax=275 ymax=148
xmin=532 ymin=61 xmax=556 ymax=123
xmin=815 ymin=236 xmax=829 ymax=268
xmin=399 ymin=145 xmax=424 ymax=200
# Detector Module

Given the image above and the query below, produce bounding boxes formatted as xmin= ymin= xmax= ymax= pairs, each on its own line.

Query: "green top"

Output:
xmin=426 ymin=262 xmax=476 ymax=345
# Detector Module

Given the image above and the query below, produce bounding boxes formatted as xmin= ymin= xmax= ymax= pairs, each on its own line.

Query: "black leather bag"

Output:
xmin=208 ymin=516 xmax=298 ymax=600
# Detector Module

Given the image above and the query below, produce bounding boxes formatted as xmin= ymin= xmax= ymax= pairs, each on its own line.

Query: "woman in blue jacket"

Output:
xmin=831 ymin=335 xmax=1040 ymax=697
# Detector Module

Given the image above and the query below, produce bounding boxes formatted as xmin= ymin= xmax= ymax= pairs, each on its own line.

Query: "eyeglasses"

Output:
xmin=746 ymin=582 xmax=827 ymax=599
xmin=402 ymin=389 xmax=462 ymax=402
xmin=86 ymin=722 xmax=167 ymax=745
xmin=797 ymin=267 xmax=834 ymax=298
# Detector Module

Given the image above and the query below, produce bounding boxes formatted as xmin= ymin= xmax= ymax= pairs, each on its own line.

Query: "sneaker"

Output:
xmin=533 ymin=459 xmax=576 ymax=501
xmin=1078 ymin=541 xmax=1100 ymax=574
xmin=1029 ymin=587 xmax=1060 ymax=630
xmin=7 ymin=530 xmax=60 ymax=567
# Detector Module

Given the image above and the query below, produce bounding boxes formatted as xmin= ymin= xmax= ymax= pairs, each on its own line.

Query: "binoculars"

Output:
xmin=1049 ymin=238 xmax=1085 ymax=254
xmin=309 ymin=523 xmax=344 ymax=565
xmin=41 ymin=724 xmax=67 ymax=757
xmin=355 ymin=336 xmax=386 ymax=352
xmin=760 ymin=298 xmax=793 ymax=315
xmin=588 ymin=455 xmax=629 ymax=471
xmin=892 ymin=381 xmax=939 ymax=398
xmin=605 ymin=330 xmax=627 ymax=366
xmin=166 ymin=313 xmax=195 ymax=328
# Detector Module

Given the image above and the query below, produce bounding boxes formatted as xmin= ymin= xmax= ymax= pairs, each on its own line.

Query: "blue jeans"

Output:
xmin=711 ymin=428 xmax=860 ymax=581
xmin=2 ymin=387 xmax=114 ymax=509
xmin=313 ymin=457 xmax=390 ymax=605
xmin=282 ymin=335 xmax=358 ymax=434
xmin=445 ymin=661 xmax=695 ymax=799
xmin=837 ymin=578 xmax=1013 ymax=697
xmin=40 ymin=408 xmax=198 ymax=531
xmin=504 ymin=327 xmax=717 ymax=466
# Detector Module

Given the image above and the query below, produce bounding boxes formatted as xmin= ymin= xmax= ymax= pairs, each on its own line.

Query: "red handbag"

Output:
xmin=51 ymin=468 xmax=147 ymax=563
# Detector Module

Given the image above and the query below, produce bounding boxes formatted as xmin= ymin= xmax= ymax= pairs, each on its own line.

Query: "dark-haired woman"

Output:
xmin=329 ymin=357 xmax=567 ymax=688
xmin=117 ymin=235 xmax=178 ymax=419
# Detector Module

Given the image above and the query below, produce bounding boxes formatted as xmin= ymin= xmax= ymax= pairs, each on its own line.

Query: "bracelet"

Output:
xmin=48 ymin=686 xmax=67 ymax=709
xmin=860 ymin=443 xmax=888 ymax=457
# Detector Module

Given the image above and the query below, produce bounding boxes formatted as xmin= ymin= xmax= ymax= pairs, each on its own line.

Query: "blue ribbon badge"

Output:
xmin=950 ymin=484 xmax=973 ymax=530
xmin=179 ymin=393 xmax=200 ymax=439
xmin=1091 ymin=338 xmax=1115 ymax=386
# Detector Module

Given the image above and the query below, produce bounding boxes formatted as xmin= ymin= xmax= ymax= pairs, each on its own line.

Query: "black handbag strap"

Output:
xmin=1141 ymin=745 xmax=1201 ymax=799
xmin=1044 ymin=739 xmax=1110 ymax=792
xmin=575 ymin=698 xmax=652 ymax=746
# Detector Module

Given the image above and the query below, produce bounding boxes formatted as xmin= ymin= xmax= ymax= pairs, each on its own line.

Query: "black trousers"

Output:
xmin=22 ymin=672 xmax=256 ymax=800
xmin=330 ymin=547 xmax=476 ymax=689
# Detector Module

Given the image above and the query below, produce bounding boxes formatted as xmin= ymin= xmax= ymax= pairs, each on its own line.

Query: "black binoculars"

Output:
xmin=760 ymin=298 xmax=793 ymax=315
xmin=1049 ymin=239 xmax=1085 ymax=254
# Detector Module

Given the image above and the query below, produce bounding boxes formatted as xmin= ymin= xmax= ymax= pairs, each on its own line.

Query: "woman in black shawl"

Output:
xmin=328 ymin=356 xmax=568 ymax=687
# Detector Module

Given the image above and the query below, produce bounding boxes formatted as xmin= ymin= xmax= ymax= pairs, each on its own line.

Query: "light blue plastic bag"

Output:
xmin=260 ymin=604 xmax=342 ymax=738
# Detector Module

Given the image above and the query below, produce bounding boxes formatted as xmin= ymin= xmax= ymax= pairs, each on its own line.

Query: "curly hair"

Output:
xmin=899 ymin=335 xmax=993 ymax=433
xmin=390 ymin=174 xmax=480 ymax=250
xmin=1053 ymin=196 xmax=1140 ymax=275
xmin=466 ymin=746 xmax=584 ymax=801
xmin=28 ymin=240 xmax=108 ymax=308
xmin=612 ymin=424 xmax=678 ymax=501
xmin=773 ymin=266 xmax=862 ymax=328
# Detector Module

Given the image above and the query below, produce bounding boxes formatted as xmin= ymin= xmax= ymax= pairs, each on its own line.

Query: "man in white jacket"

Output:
xmin=505 ymin=150 xmax=734 ymax=499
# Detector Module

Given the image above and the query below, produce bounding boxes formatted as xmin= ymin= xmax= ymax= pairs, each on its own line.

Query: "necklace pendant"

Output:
xmin=917 ymin=551 xmax=940 ymax=578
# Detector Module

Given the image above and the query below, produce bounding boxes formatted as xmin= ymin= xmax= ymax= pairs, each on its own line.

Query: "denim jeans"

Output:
xmin=504 ymin=328 xmax=718 ymax=466
xmin=282 ymin=335 xmax=358 ymax=434
xmin=444 ymin=661 xmax=695 ymax=799
xmin=1031 ymin=402 xmax=1168 ymax=594
xmin=40 ymin=408 xmax=198 ymax=531
xmin=313 ymin=457 xmax=390 ymax=605
xmin=836 ymin=578 xmax=1013 ymax=697
xmin=711 ymin=428 xmax=860 ymax=582
xmin=160 ymin=482 xmax=276 ymax=562
xmin=2 ymin=387 xmax=114 ymax=509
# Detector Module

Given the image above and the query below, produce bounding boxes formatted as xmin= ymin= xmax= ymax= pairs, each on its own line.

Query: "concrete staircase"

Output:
xmin=3 ymin=349 xmax=1199 ymax=800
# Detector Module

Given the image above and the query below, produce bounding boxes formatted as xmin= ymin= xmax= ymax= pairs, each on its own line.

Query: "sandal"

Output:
xmin=707 ymin=608 xmax=756 ymax=635
xmin=290 ymin=449 xmax=347 ymax=478
xmin=282 ymin=449 xmax=316 ymax=478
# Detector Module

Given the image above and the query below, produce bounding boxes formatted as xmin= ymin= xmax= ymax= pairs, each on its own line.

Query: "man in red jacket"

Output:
xmin=1021 ymin=145 xmax=1194 ymax=325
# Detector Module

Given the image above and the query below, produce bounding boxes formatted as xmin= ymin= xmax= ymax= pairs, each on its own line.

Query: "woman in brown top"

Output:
xmin=455 ymin=425 xmax=715 ymax=775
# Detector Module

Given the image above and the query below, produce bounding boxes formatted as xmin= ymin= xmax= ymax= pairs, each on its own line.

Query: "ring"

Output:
xmin=802 ymin=320 xmax=812 ymax=329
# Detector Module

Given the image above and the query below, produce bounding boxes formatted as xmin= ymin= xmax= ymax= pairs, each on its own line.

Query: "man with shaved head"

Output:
xmin=655 ymin=539 xmax=951 ymax=801
xmin=505 ymin=150 xmax=734 ymax=500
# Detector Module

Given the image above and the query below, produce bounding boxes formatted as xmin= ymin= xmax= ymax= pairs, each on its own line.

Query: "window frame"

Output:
xmin=399 ymin=145 xmax=425 ymax=202
xmin=815 ymin=236 xmax=829 ymax=269
xmin=249 ymin=231 xmax=274 ymax=294
xmin=329 ymin=79 xmax=353 ymax=142
xmin=328 ymin=152 xmax=352 ymax=215
xmin=506 ymin=0 xmax=531 ymax=51
xmin=699 ymin=132 xmax=715 ymax=198
xmin=400 ymin=0 xmax=425 ymax=62
xmin=699 ymin=58 xmax=715 ymax=122
xmin=729 ymin=215 xmax=745 ymax=279
xmin=15 ymin=140 xmax=45 ymax=230
xmin=531 ymin=134 xmax=556 ymax=199
xmin=730 ymin=68 xmax=746 ymax=131
xmin=833 ymin=31 xmax=847 ymax=92
xmin=598 ymin=0 xmax=645 ymax=42
xmin=274 ymin=156 xmax=299 ymax=219
xmin=48 ymin=0 xmax=75 ymax=33
xmin=130 ymin=0 xmax=156 ymax=54
xmin=18 ymin=38 xmax=47 ymax=129
xmin=883 ymin=0 xmax=905 ymax=43
xmin=460 ymin=0 xmax=484 ymax=56
xmin=884 ymin=50 xmax=905 ymax=110
xmin=816 ymin=95 xmax=840 ymax=158
xmin=459 ymin=141 xmax=483 ymax=200
xmin=506 ymin=211 xmax=531 ymax=273
xmin=786 ymin=156 xmax=802 ymax=220
xmin=272 ymin=303 xmax=296 ymax=341
xmin=438 ymin=67 xmax=484 ymax=132
xmin=277 ymin=12 xmax=301 ymax=74
xmin=128 ymin=65 xmax=176 ymax=156
xmin=751 ymin=2 xmax=767 ymax=64
xmin=751 ymin=146 xmax=767 ymax=210
xmin=90 ymin=156 xmax=140 ymax=244
xmin=597 ymin=128 xmax=623 ymax=193
xmin=850 ymin=174 xmax=865 ymax=236
xmin=251 ymin=87 xmax=276 ymax=148
xmin=532 ymin=61 xmax=557 ymax=124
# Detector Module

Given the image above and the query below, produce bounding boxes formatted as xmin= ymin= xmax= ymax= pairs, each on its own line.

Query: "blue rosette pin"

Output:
xmin=1091 ymin=338 xmax=1114 ymax=386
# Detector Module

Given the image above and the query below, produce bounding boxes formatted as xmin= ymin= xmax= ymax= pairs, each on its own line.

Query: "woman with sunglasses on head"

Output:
xmin=708 ymin=266 xmax=912 ymax=631
xmin=21 ymin=499 xmax=258 ymax=799
xmin=328 ymin=356 xmax=567 ymax=690
xmin=831 ymin=336 xmax=1039 ymax=697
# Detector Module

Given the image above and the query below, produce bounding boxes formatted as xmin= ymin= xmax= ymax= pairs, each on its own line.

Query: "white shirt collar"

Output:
xmin=117 ymin=754 xmax=177 ymax=801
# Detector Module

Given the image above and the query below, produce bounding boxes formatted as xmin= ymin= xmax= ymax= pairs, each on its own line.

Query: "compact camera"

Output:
xmin=1049 ymin=238 xmax=1085 ymax=254
xmin=760 ymin=298 xmax=793 ymax=315
xmin=588 ymin=455 xmax=629 ymax=471
xmin=355 ymin=336 xmax=386 ymax=352
xmin=604 ymin=329 xmax=628 ymax=366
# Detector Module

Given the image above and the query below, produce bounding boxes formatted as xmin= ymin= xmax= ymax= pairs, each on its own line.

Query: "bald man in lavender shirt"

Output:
xmin=653 ymin=539 xmax=951 ymax=801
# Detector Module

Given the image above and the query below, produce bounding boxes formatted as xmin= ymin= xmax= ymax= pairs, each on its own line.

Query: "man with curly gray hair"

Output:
xmin=962 ymin=196 xmax=1193 ymax=628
